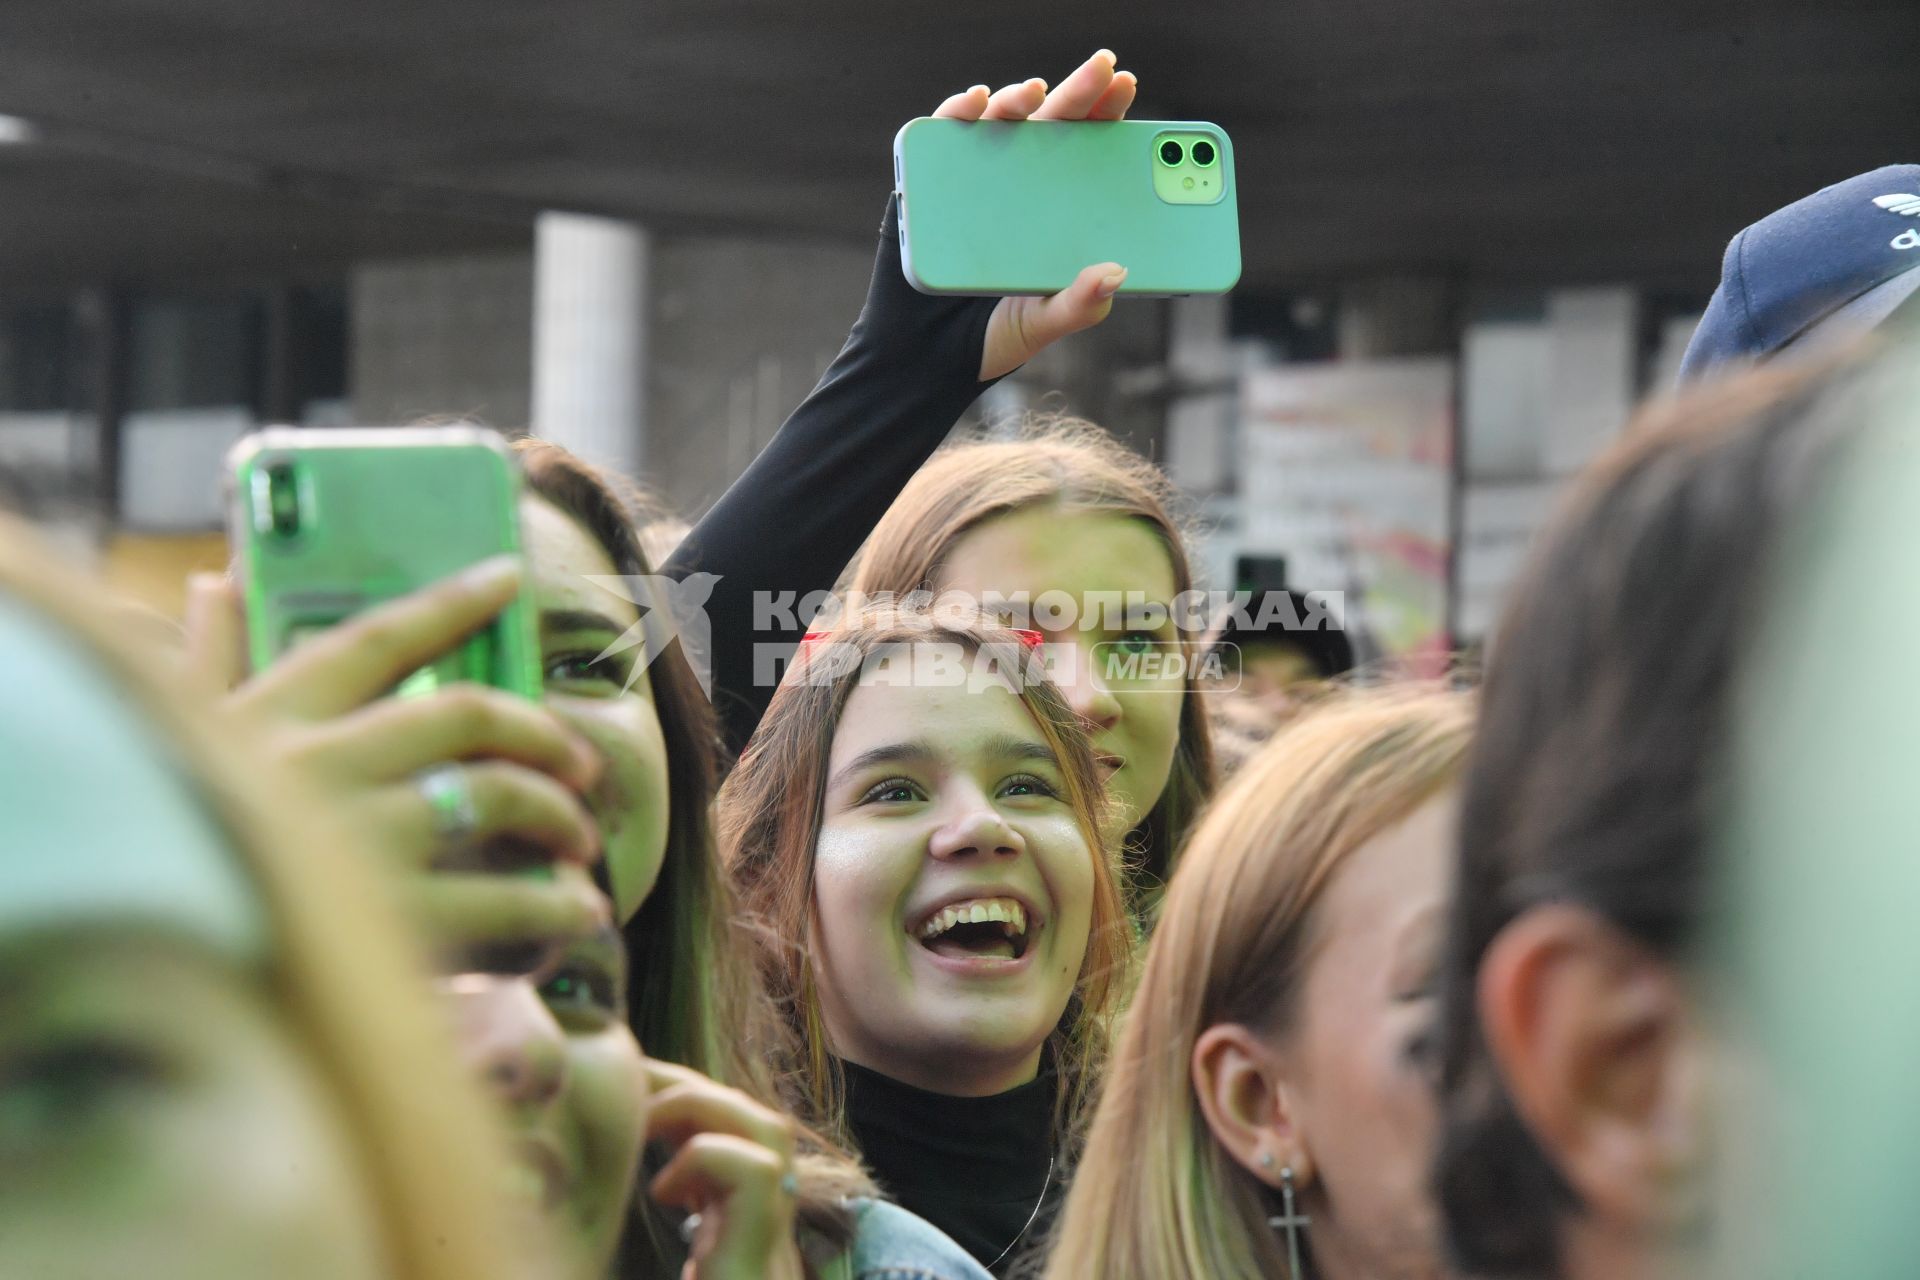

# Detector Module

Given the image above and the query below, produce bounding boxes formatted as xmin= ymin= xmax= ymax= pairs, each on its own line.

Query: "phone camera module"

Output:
xmin=1191 ymin=139 xmax=1217 ymax=167
xmin=265 ymin=463 xmax=301 ymax=538
xmin=1158 ymin=139 xmax=1185 ymax=166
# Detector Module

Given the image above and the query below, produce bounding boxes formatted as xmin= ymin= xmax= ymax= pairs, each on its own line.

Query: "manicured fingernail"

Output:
xmin=1096 ymin=49 xmax=1116 ymax=66
xmin=460 ymin=555 xmax=520 ymax=590
xmin=1097 ymin=268 xmax=1128 ymax=298
xmin=971 ymin=84 xmax=989 ymax=96
xmin=1029 ymin=78 xmax=1049 ymax=93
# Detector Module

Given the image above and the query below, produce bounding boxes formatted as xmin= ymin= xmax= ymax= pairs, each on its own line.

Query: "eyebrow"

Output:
xmin=827 ymin=734 xmax=1059 ymax=790
xmin=541 ymin=608 xmax=632 ymax=637
xmin=565 ymin=926 xmax=628 ymax=979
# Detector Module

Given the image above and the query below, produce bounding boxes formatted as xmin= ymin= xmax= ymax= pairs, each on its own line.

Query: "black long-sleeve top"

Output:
xmin=839 ymin=1058 xmax=1063 ymax=1279
xmin=662 ymin=199 xmax=998 ymax=754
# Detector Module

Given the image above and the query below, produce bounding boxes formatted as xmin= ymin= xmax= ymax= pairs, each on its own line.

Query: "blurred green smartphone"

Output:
xmin=892 ymin=117 xmax=1241 ymax=296
xmin=225 ymin=425 xmax=542 ymax=700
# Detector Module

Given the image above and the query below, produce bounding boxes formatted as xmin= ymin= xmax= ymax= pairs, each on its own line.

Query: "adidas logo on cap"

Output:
xmin=1873 ymin=193 xmax=1920 ymax=251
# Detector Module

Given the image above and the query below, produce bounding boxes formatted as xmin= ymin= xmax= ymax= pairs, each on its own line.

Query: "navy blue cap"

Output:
xmin=1678 ymin=164 xmax=1920 ymax=381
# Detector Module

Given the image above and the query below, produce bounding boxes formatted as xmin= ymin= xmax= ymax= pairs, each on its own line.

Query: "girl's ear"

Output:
xmin=1191 ymin=1022 xmax=1313 ymax=1187
xmin=1478 ymin=904 xmax=1702 ymax=1230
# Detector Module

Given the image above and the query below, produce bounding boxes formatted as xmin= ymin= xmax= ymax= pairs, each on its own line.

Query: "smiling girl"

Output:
xmin=723 ymin=608 xmax=1133 ymax=1277
xmin=845 ymin=418 xmax=1216 ymax=911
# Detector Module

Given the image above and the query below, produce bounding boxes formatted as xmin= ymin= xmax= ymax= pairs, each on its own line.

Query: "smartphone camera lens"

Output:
xmin=1158 ymin=139 xmax=1185 ymax=166
xmin=1191 ymin=139 xmax=1217 ymax=167
xmin=265 ymin=463 xmax=301 ymax=538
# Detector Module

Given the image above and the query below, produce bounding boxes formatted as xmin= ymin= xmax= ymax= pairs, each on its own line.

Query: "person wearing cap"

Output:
xmin=1200 ymin=588 xmax=1357 ymax=777
xmin=1679 ymin=163 xmax=1920 ymax=380
xmin=0 ymin=513 xmax=532 ymax=1280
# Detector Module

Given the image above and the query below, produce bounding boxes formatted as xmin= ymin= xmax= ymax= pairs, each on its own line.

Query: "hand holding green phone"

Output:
xmin=902 ymin=50 xmax=1240 ymax=359
xmin=184 ymin=558 xmax=610 ymax=968
xmin=925 ymin=50 xmax=1148 ymax=380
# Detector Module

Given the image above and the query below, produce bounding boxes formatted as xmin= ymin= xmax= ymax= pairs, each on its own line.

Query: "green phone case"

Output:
xmin=893 ymin=117 xmax=1242 ymax=297
xmin=226 ymin=426 xmax=543 ymax=700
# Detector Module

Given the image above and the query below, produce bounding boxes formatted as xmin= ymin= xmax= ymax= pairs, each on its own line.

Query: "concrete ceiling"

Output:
xmin=1 ymin=1 xmax=1915 ymax=292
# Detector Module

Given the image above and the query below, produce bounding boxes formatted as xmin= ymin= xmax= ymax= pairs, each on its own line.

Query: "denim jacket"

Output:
xmin=818 ymin=1198 xmax=995 ymax=1280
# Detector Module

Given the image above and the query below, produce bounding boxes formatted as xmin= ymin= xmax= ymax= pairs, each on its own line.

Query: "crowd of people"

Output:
xmin=6 ymin=47 xmax=1920 ymax=1280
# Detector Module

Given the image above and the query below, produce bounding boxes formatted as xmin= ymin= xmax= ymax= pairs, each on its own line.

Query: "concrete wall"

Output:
xmin=345 ymin=233 xmax=1172 ymax=522
xmin=349 ymin=253 xmax=535 ymax=429
xmin=645 ymin=234 xmax=872 ymax=515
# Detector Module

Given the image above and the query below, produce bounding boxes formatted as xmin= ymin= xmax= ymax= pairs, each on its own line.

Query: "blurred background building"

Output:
xmin=1 ymin=2 xmax=1913 ymax=652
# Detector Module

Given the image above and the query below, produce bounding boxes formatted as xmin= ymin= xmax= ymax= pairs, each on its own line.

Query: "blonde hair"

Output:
xmin=845 ymin=416 xmax=1216 ymax=899
xmin=722 ymin=604 xmax=1134 ymax=1154
xmin=0 ymin=512 xmax=529 ymax=1280
xmin=1043 ymin=685 xmax=1472 ymax=1280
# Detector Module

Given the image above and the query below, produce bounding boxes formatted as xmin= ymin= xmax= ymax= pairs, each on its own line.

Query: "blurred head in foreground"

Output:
xmin=1710 ymin=356 xmax=1920 ymax=1280
xmin=1433 ymin=350 xmax=1892 ymax=1280
xmin=0 ymin=513 xmax=527 ymax=1280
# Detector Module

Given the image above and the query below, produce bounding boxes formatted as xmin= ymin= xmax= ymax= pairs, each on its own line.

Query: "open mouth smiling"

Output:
xmin=910 ymin=895 xmax=1041 ymax=962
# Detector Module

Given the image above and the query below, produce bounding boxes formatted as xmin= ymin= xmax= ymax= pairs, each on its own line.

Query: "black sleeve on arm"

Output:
xmin=663 ymin=197 xmax=1002 ymax=755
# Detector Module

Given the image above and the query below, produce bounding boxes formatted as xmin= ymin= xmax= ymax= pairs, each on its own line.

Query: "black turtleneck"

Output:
xmin=839 ymin=1058 xmax=1063 ymax=1278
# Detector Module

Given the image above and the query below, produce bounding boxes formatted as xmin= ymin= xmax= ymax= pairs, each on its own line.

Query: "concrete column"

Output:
xmin=533 ymin=212 xmax=649 ymax=478
xmin=1162 ymin=293 xmax=1235 ymax=495
xmin=1543 ymin=286 xmax=1637 ymax=475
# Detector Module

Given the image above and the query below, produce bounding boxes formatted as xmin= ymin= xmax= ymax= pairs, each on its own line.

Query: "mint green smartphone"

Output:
xmin=225 ymin=425 xmax=542 ymax=700
xmin=892 ymin=117 xmax=1241 ymax=296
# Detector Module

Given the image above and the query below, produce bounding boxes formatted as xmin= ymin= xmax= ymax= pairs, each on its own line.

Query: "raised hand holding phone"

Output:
xmin=184 ymin=561 xmax=609 ymax=960
xmin=932 ymin=50 xmax=1139 ymax=381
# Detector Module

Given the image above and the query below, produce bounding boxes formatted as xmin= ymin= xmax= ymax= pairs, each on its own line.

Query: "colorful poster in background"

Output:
xmin=1238 ymin=357 xmax=1454 ymax=675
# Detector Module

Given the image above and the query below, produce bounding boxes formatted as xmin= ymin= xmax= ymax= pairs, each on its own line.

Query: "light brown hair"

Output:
xmin=845 ymin=416 xmax=1217 ymax=899
xmin=1045 ymin=686 xmax=1472 ymax=1280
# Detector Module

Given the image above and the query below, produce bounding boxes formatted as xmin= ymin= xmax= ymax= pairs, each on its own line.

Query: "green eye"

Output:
xmin=1000 ymin=772 xmax=1061 ymax=800
xmin=543 ymin=650 xmax=629 ymax=690
xmin=538 ymin=966 xmax=619 ymax=1025
xmin=861 ymin=779 xmax=922 ymax=805
xmin=1115 ymin=632 xmax=1156 ymax=656
xmin=0 ymin=1044 xmax=163 ymax=1162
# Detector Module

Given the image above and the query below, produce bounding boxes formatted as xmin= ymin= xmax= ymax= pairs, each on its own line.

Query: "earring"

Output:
xmin=1266 ymin=1164 xmax=1310 ymax=1280
xmin=1259 ymin=1151 xmax=1276 ymax=1170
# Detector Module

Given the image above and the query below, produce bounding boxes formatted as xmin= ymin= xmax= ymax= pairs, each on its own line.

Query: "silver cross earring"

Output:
xmin=1266 ymin=1164 xmax=1310 ymax=1280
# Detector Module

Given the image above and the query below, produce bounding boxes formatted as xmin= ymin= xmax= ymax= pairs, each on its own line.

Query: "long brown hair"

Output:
xmin=721 ymin=605 xmax=1134 ymax=1155
xmin=0 ymin=512 xmax=530 ymax=1280
xmin=845 ymin=416 xmax=1216 ymax=899
xmin=512 ymin=441 xmax=871 ymax=1274
xmin=1045 ymin=686 xmax=1472 ymax=1280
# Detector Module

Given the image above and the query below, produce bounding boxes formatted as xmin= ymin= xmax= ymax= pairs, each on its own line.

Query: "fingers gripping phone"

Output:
xmin=892 ymin=117 xmax=1242 ymax=296
xmin=225 ymin=425 xmax=542 ymax=699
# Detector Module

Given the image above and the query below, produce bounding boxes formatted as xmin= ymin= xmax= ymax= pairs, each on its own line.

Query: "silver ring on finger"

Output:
xmin=415 ymin=763 xmax=479 ymax=845
xmin=678 ymin=1212 xmax=703 ymax=1244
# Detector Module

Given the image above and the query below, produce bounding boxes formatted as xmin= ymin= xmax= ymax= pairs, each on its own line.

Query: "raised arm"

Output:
xmin=665 ymin=51 xmax=1138 ymax=752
